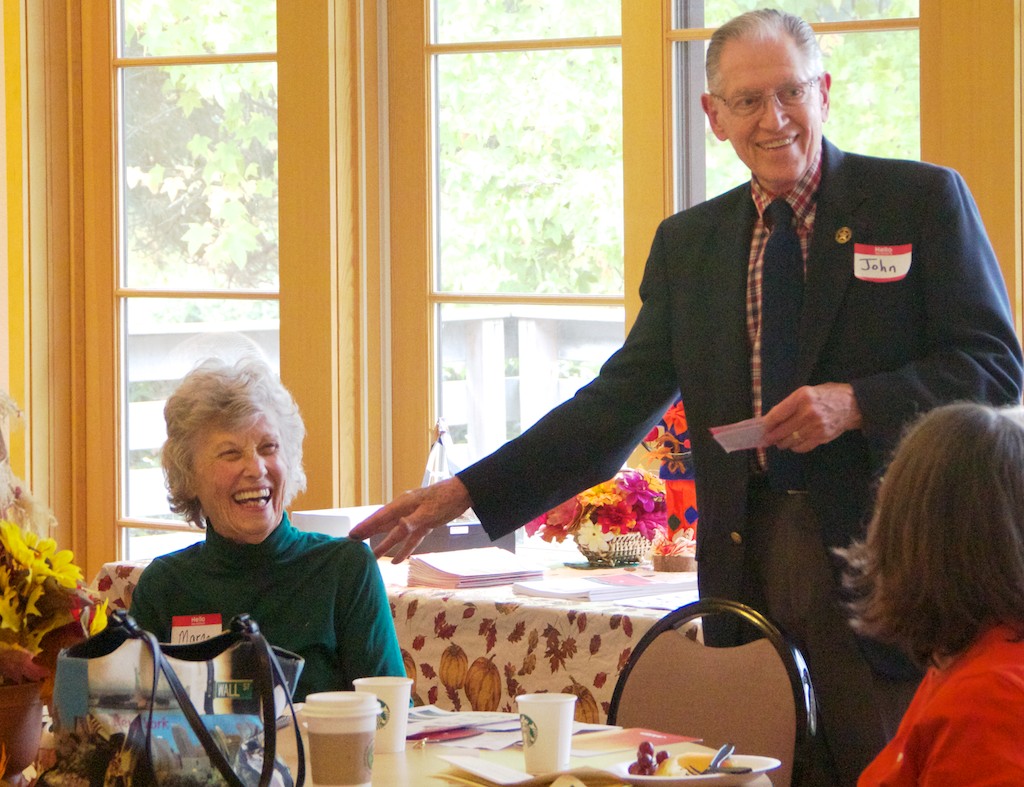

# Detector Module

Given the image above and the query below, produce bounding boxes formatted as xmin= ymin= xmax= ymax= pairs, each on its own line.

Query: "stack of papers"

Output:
xmin=407 ymin=547 xmax=546 ymax=588
xmin=407 ymin=706 xmax=615 ymax=752
xmin=512 ymin=572 xmax=698 ymax=601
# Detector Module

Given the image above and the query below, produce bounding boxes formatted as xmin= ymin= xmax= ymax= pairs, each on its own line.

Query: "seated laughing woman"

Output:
xmin=129 ymin=356 xmax=405 ymax=701
xmin=841 ymin=402 xmax=1024 ymax=785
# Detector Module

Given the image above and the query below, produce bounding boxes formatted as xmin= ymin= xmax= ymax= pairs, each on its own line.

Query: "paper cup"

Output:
xmin=352 ymin=675 xmax=414 ymax=753
xmin=516 ymin=692 xmax=577 ymax=774
xmin=300 ymin=691 xmax=380 ymax=787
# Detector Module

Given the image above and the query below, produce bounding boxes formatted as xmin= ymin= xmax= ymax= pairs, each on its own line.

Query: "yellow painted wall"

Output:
xmin=920 ymin=2 xmax=1022 ymax=335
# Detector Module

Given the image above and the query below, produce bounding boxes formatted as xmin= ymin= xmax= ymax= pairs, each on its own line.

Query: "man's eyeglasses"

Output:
xmin=709 ymin=75 xmax=823 ymax=118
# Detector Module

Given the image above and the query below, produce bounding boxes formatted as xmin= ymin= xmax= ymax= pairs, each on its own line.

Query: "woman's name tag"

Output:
xmin=171 ymin=612 xmax=222 ymax=643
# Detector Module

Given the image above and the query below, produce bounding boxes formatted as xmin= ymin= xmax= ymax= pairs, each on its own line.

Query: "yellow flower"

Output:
xmin=0 ymin=519 xmax=100 ymax=684
xmin=577 ymin=479 xmax=620 ymax=508
xmin=89 ymin=600 xmax=109 ymax=636
xmin=46 ymin=547 xmax=84 ymax=588
xmin=23 ymin=581 xmax=45 ymax=619
xmin=0 ymin=521 xmax=37 ymax=566
xmin=0 ymin=584 xmax=23 ymax=631
xmin=1 ymin=522 xmax=82 ymax=589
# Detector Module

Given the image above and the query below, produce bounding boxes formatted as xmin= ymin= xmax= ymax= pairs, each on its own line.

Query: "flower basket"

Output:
xmin=574 ymin=531 xmax=650 ymax=567
xmin=524 ymin=468 xmax=666 ymax=566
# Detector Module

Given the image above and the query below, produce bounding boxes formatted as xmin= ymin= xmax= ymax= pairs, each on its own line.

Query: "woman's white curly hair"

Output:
xmin=161 ymin=356 xmax=307 ymax=527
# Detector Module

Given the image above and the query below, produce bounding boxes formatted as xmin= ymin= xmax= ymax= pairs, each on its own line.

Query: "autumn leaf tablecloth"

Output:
xmin=92 ymin=560 xmax=149 ymax=610
xmin=386 ymin=579 xmax=699 ymax=724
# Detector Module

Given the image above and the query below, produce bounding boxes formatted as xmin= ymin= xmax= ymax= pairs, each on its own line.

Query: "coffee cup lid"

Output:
xmin=302 ymin=691 xmax=381 ymax=718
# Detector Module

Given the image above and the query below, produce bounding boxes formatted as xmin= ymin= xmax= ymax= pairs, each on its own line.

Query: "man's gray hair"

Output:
xmin=706 ymin=9 xmax=823 ymax=93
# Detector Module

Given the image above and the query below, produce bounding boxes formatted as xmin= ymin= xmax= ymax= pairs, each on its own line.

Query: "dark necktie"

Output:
xmin=760 ymin=198 xmax=805 ymax=491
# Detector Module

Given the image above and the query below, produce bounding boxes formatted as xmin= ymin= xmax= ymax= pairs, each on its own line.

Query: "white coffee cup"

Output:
xmin=516 ymin=692 xmax=577 ymax=774
xmin=352 ymin=675 xmax=414 ymax=753
xmin=300 ymin=691 xmax=381 ymax=787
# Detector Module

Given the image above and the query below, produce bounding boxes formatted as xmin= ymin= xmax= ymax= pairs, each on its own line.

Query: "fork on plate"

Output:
xmin=684 ymin=743 xmax=753 ymax=775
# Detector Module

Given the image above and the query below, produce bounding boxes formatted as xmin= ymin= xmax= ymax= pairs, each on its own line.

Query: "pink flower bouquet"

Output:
xmin=524 ymin=468 xmax=667 ymax=554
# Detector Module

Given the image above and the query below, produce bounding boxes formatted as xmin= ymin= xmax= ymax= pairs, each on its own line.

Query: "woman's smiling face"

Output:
xmin=192 ymin=415 xmax=287 ymax=544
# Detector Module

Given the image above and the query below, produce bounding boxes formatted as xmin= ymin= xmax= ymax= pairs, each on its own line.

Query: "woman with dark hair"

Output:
xmin=129 ymin=356 xmax=404 ymax=700
xmin=842 ymin=402 xmax=1024 ymax=784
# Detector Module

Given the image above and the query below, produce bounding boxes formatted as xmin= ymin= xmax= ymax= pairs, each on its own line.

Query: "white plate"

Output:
xmin=605 ymin=755 xmax=782 ymax=786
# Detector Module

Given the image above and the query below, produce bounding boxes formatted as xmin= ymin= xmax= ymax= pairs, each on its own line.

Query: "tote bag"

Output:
xmin=41 ymin=611 xmax=305 ymax=787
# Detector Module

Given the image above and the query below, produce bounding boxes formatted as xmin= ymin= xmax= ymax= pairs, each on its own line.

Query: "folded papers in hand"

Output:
xmin=709 ymin=416 xmax=766 ymax=452
xmin=712 ymin=413 xmax=770 ymax=450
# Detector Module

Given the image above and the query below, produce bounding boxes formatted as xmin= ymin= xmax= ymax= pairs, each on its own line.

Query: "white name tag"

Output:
xmin=854 ymin=243 xmax=912 ymax=282
xmin=171 ymin=613 xmax=223 ymax=644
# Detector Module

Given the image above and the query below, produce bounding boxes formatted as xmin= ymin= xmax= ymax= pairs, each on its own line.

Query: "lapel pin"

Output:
xmin=835 ymin=227 xmax=852 ymax=244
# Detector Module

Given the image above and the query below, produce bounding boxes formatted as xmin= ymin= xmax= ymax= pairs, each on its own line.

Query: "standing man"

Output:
xmin=351 ymin=9 xmax=1023 ymax=785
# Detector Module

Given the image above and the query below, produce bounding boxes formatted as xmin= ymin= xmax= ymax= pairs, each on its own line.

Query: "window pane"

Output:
xmin=123 ymin=297 xmax=280 ymax=521
xmin=688 ymin=30 xmax=920 ymax=202
xmin=436 ymin=49 xmax=623 ymax=296
xmin=121 ymin=63 xmax=278 ymax=291
xmin=696 ymin=0 xmax=919 ymax=27
xmin=120 ymin=0 xmax=275 ymax=57
xmin=819 ymin=30 xmax=919 ymax=160
xmin=438 ymin=303 xmax=624 ymax=468
xmin=124 ymin=528 xmax=205 ymax=562
xmin=433 ymin=0 xmax=619 ymax=43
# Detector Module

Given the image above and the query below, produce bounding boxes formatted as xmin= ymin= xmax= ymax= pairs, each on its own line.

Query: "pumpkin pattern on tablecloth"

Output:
xmin=465 ymin=656 xmax=501 ymax=711
xmin=563 ymin=676 xmax=600 ymax=724
xmin=388 ymin=586 xmax=675 ymax=722
xmin=439 ymin=643 xmax=468 ymax=690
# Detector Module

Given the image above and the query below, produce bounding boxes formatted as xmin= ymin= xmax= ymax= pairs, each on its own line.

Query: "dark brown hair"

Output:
xmin=842 ymin=402 xmax=1024 ymax=666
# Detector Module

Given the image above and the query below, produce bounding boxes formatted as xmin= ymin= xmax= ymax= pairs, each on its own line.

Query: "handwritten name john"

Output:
xmin=858 ymin=257 xmax=898 ymax=274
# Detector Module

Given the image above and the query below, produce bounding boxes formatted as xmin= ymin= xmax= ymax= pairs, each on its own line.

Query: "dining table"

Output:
xmin=23 ymin=713 xmax=776 ymax=787
xmin=274 ymin=719 xmax=777 ymax=786
xmin=90 ymin=551 xmax=700 ymax=724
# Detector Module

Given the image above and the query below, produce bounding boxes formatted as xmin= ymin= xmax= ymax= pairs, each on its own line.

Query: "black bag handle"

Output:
xmin=114 ymin=611 xmax=305 ymax=787
xmin=118 ymin=614 xmax=163 ymax=778
xmin=240 ymin=615 xmax=307 ymax=786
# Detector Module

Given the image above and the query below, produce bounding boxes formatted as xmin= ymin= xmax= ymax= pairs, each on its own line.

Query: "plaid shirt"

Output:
xmin=747 ymin=155 xmax=822 ymax=468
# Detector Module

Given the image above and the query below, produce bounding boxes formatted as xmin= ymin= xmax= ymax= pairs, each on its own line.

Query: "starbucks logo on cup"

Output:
xmin=519 ymin=714 xmax=538 ymax=748
xmin=376 ymin=699 xmax=390 ymax=729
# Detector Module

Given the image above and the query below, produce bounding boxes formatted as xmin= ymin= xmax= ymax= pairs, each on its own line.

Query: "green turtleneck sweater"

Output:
xmin=129 ymin=513 xmax=404 ymax=701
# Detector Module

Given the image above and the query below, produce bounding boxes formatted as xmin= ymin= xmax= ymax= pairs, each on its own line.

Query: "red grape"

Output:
xmin=630 ymin=740 xmax=663 ymax=776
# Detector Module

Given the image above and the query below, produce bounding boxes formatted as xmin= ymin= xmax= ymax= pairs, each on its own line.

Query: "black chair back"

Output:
xmin=607 ymin=598 xmax=816 ymax=787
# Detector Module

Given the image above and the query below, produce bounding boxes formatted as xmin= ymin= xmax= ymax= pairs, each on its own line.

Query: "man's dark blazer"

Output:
xmin=460 ymin=139 xmax=1023 ymax=671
